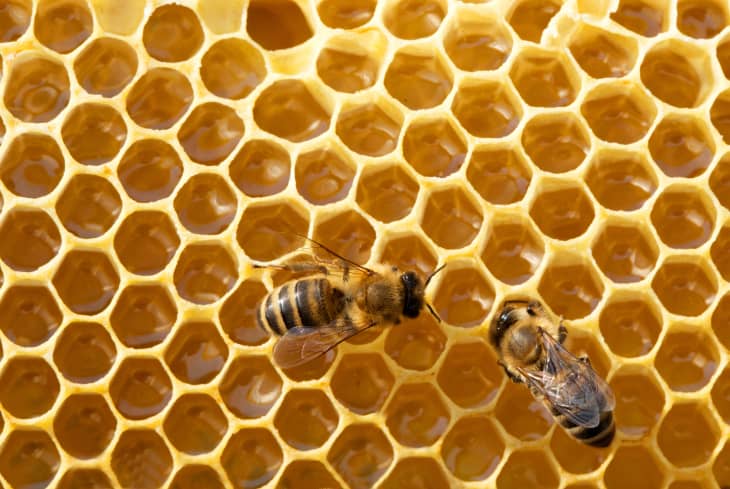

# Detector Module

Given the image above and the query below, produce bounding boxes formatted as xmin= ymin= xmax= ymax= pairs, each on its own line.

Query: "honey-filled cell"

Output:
xmin=438 ymin=341 xmax=503 ymax=408
xmin=278 ymin=461 xmax=341 ymax=489
xmin=655 ymin=328 xmax=719 ymax=392
xmin=569 ymin=24 xmax=637 ymax=78
xmin=529 ymin=184 xmax=595 ymax=241
xmin=443 ymin=13 xmax=512 ymax=71
xmin=316 ymin=45 xmax=379 ymax=94
xmin=0 ymin=208 xmax=61 ymax=272
xmin=383 ymin=0 xmax=445 ymax=40
xmin=274 ymin=389 xmax=339 ymax=450
xmin=496 ymin=449 xmax=560 ymax=489
xmin=481 ymin=217 xmax=544 ymax=285
xmin=581 ymin=84 xmax=656 ymax=144
xmin=711 ymin=89 xmax=730 ymax=143
xmin=495 ymin=379 xmax=553 ymax=441
xmin=163 ymin=393 xmax=228 ymax=455
xmin=710 ymin=153 xmax=730 ymax=210
xmin=62 ymin=102 xmax=127 ymax=166
xmin=118 ymin=138 xmax=184 ymax=203
xmin=53 ymin=393 xmax=117 ymax=459
xmin=604 ymin=445 xmax=666 ymax=489
xmin=57 ymin=469 xmax=113 ymax=489
xmin=3 ymin=54 xmax=70 ymax=123
xmin=356 ymin=163 xmax=419 ymax=223
xmin=380 ymin=457 xmax=450 ymax=489
xmin=254 ymin=79 xmax=330 ymax=142
xmin=0 ymin=284 xmax=62 ymax=347
xmin=219 ymin=356 xmax=282 ymax=419
xmin=53 ymin=321 xmax=116 ymax=384
xmin=610 ymin=0 xmax=666 ymax=37
xmin=177 ymin=102 xmax=244 ymax=166
xmin=52 ymin=249 xmax=120 ymax=315
xmin=312 ymin=209 xmax=376 ymax=264
xmin=327 ymin=424 xmax=393 ymax=489
xmin=653 ymin=186 xmax=715 ymax=249
xmin=0 ymin=356 xmax=60 ymax=418
xmin=510 ymin=49 xmax=578 ymax=107
xmin=165 ymin=321 xmax=228 ymax=385
xmin=219 ymin=279 xmax=269 ymax=346
xmin=174 ymin=173 xmax=237 ymax=234
xmin=522 ymin=113 xmax=590 ymax=173
xmin=0 ymin=132 xmax=65 ymax=198
xmin=246 ymin=0 xmax=313 ymax=50
xmin=170 ymin=465 xmax=224 ymax=489
xmin=403 ymin=117 xmax=467 ymax=177
xmin=74 ymin=37 xmax=138 ymax=97
xmin=173 ymin=243 xmax=237 ymax=305
xmin=651 ymin=260 xmax=717 ymax=316
xmin=600 ymin=293 xmax=662 ymax=357
xmin=441 ymin=416 xmax=505 ymax=481
xmin=114 ymin=211 xmax=180 ymax=276
xmin=229 ymin=139 xmax=290 ymax=198
xmin=610 ymin=367 xmax=665 ymax=438
xmin=237 ymin=200 xmax=309 ymax=261
xmin=719 ymin=36 xmax=730 ymax=79
xmin=384 ymin=49 xmax=452 ymax=110
xmin=0 ymin=0 xmax=31 ymax=42
xmin=143 ymin=4 xmax=204 ymax=62
xmin=109 ymin=356 xmax=172 ymax=420
xmin=317 ymin=0 xmax=374 ymax=28
xmin=508 ymin=0 xmax=562 ymax=42
xmin=677 ymin=0 xmax=728 ymax=38
xmin=56 ymin=174 xmax=122 ymax=239
xmin=712 ymin=365 xmax=730 ymax=423
xmin=433 ymin=266 xmax=495 ymax=327
xmin=467 ymin=146 xmax=532 ymax=205
xmin=711 ymin=225 xmax=730 ymax=281
xmin=658 ymin=402 xmax=720 ymax=468
xmin=452 ymin=80 xmax=521 ymax=139
xmin=712 ymin=293 xmax=730 ymax=350
xmin=591 ymin=221 xmax=658 ymax=283
xmin=378 ymin=233 xmax=438 ymax=277
xmin=331 ymin=353 xmax=394 ymax=414
xmin=110 ymin=284 xmax=177 ymax=348
xmin=537 ymin=256 xmax=604 ymax=319
xmin=0 ymin=430 xmax=60 ymax=489
xmin=649 ymin=115 xmax=714 ymax=178
xmin=295 ymin=145 xmax=355 ymax=205
xmin=384 ymin=313 xmax=446 ymax=371
xmin=336 ymin=102 xmax=401 ymax=157
xmin=221 ymin=428 xmax=283 ymax=489
xmin=421 ymin=186 xmax=483 ymax=249
xmin=111 ymin=430 xmax=173 ymax=489
xmin=640 ymin=41 xmax=710 ymax=108
xmin=585 ymin=150 xmax=658 ymax=211
xmin=201 ymin=38 xmax=266 ymax=100
xmin=126 ymin=67 xmax=193 ymax=130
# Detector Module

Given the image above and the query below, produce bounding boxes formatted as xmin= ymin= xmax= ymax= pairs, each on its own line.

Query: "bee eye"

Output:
xmin=391 ymin=266 xmax=398 ymax=272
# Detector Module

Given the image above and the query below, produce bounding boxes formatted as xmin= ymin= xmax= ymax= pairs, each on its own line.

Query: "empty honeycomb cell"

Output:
xmin=143 ymin=4 xmax=203 ymax=62
xmin=174 ymin=173 xmax=237 ymax=234
xmin=604 ymin=445 xmax=665 ymax=489
xmin=34 ymin=0 xmax=92 ymax=54
xmin=403 ymin=117 xmax=466 ymax=177
xmin=481 ymin=216 xmax=544 ymax=285
xmin=384 ymin=49 xmax=452 ymax=110
xmin=53 ymin=321 xmax=116 ymax=383
xmin=356 ymin=163 xmax=419 ymax=223
xmin=582 ymin=85 xmax=657 ymax=144
xmin=330 ymin=353 xmax=394 ymax=414
xmin=74 ymin=37 xmax=138 ymax=97
xmin=200 ymin=39 xmax=265 ymax=100
xmin=0 ymin=356 xmax=59 ymax=418
xmin=327 ymin=424 xmax=393 ymax=489
xmin=466 ymin=146 xmax=531 ymax=205
xmin=0 ymin=430 xmax=60 ymax=489
xmin=0 ymin=0 xmax=31 ymax=41
xmin=336 ymin=102 xmax=401 ymax=156
xmin=110 ymin=357 xmax=172 ymax=420
xmin=173 ymin=243 xmax=237 ymax=305
xmin=278 ymin=461 xmax=340 ymax=489
xmin=383 ymin=0 xmax=445 ymax=40
xmin=385 ymin=383 xmax=450 ymax=447
xmin=495 ymin=380 xmax=553 ymax=440
xmin=497 ymin=449 xmax=559 ymax=489
xmin=274 ymin=389 xmax=339 ymax=450
xmin=247 ymin=0 xmax=312 ymax=50
xmin=0 ymin=208 xmax=61 ymax=272
xmin=170 ymin=466 xmax=224 ymax=489
xmin=441 ymin=416 xmax=504 ymax=481
xmin=253 ymin=79 xmax=330 ymax=142
xmin=118 ymin=139 xmax=184 ymax=203
xmin=295 ymin=145 xmax=355 ymax=205
xmin=57 ymin=469 xmax=113 ymax=489
xmin=317 ymin=0 xmax=375 ymax=28
xmin=432 ymin=266 xmax=494 ymax=327
xmin=62 ymin=103 xmax=127 ymax=166
xmin=421 ymin=186 xmax=483 ymax=249
xmin=53 ymin=393 xmax=116 ymax=459
xmin=658 ymin=402 xmax=720 ymax=467
xmin=711 ymin=225 xmax=730 ymax=281
xmin=0 ymin=285 xmax=61 ymax=347
xmin=230 ymin=139 xmax=290 ymax=198
xmin=677 ymin=0 xmax=728 ymax=38
xmin=713 ymin=293 xmax=730 ymax=349
xmin=222 ymin=428 xmax=282 ymax=489
xmin=219 ymin=356 xmax=282 ymax=419
xmin=585 ymin=150 xmax=657 ymax=211
xmin=384 ymin=314 xmax=446 ymax=370
xmin=237 ymin=200 xmax=309 ymax=261
xmin=537 ymin=256 xmax=604 ymax=319
xmin=178 ymin=103 xmax=244 ymax=166
xmin=111 ymin=430 xmax=172 ymax=489
xmin=569 ymin=24 xmax=637 ymax=78
xmin=114 ymin=211 xmax=180 ymax=275
xmin=126 ymin=68 xmax=193 ymax=130
xmin=652 ymin=260 xmax=717 ymax=316
xmin=219 ymin=279 xmax=269 ymax=346
xmin=529 ymin=184 xmax=595 ymax=240
xmin=379 ymin=233 xmax=438 ymax=278
xmin=641 ymin=42 xmax=710 ymax=108
xmin=600 ymin=293 xmax=662 ymax=357
xmin=163 ymin=393 xmax=227 ymax=455
xmin=452 ymin=80 xmax=521 ymax=139
xmin=650 ymin=115 xmax=714 ymax=178
xmin=443 ymin=14 xmax=511 ymax=71
xmin=550 ymin=423 xmax=610 ymax=474
xmin=508 ymin=0 xmax=562 ymax=42
xmin=522 ymin=114 xmax=590 ymax=172
xmin=88 ymin=0 xmax=144 ymax=35
xmin=3 ymin=54 xmax=70 ymax=122
xmin=110 ymin=284 xmax=177 ymax=348
xmin=165 ymin=321 xmax=227 ymax=385
xmin=380 ymin=457 xmax=450 ymax=489
xmin=652 ymin=186 xmax=715 ymax=248
xmin=317 ymin=45 xmax=379 ymax=94
xmin=0 ymin=132 xmax=64 ymax=198
xmin=437 ymin=341 xmax=502 ymax=408
xmin=655 ymin=328 xmax=719 ymax=392
xmin=56 ymin=174 xmax=122 ymax=239
xmin=510 ymin=50 xmax=578 ymax=107
xmin=591 ymin=221 xmax=658 ymax=283
xmin=610 ymin=0 xmax=666 ymax=36
xmin=312 ymin=209 xmax=376 ymax=264
xmin=712 ymin=366 xmax=730 ymax=422
xmin=52 ymin=249 xmax=120 ymax=314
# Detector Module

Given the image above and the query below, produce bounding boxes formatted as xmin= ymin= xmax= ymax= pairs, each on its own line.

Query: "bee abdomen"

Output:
xmin=257 ymin=278 xmax=337 ymax=336
xmin=551 ymin=407 xmax=615 ymax=447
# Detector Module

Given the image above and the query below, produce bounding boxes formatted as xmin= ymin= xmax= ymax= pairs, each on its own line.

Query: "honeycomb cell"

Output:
xmin=379 ymin=233 xmax=438 ymax=277
xmin=522 ymin=113 xmax=590 ymax=172
xmin=0 ymin=133 xmax=64 ymax=198
xmin=384 ymin=313 xmax=446 ymax=371
xmin=34 ymin=0 xmax=92 ymax=53
xmin=278 ymin=461 xmax=340 ymax=489
xmin=508 ymin=0 xmax=562 ymax=42
xmin=174 ymin=243 xmax=237 ymax=305
xmin=317 ymin=0 xmax=374 ymax=28
xmin=667 ymin=480 xmax=710 ymax=489
xmin=585 ymin=150 xmax=658 ymax=211
xmin=57 ymin=469 xmax=113 ymax=489
xmin=282 ymin=349 xmax=336 ymax=382
xmin=712 ymin=365 xmax=730 ymax=422
xmin=550 ymin=423 xmax=609 ymax=474
xmin=604 ymin=445 xmax=665 ymax=489
xmin=537 ymin=256 xmax=604 ymax=319
xmin=62 ymin=103 xmax=127 ymax=166
xmin=327 ymin=424 xmax=393 ymax=489
xmin=163 ymin=393 xmax=227 ymax=455
xmin=274 ymin=389 xmax=339 ymax=450
xmin=715 ymin=441 xmax=730 ymax=487
xmin=380 ymin=458 xmax=450 ymax=489
xmin=247 ymin=0 xmax=312 ymax=50
xmin=143 ymin=4 xmax=203 ymax=62
xmin=201 ymin=38 xmax=265 ymax=99
xmin=0 ymin=285 xmax=61 ymax=347
xmin=443 ymin=14 xmax=511 ymax=71
xmin=510 ymin=50 xmax=578 ymax=107
xmin=178 ymin=103 xmax=244 ymax=166
xmin=432 ymin=266 xmax=494 ymax=327
xmin=0 ymin=208 xmax=61 ymax=272
xmin=466 ymin=146 xmax=531 ymax=205
xmin=3 ymin=54 xmax=70 ymax=122
xmin=0 ymin=430 xmax=60 ymax=489
xmin=421 ymin=186 xmax=483 ymax=249
xmin=655 ymin=122 xmax=714 ymax=182
xmin=711 ymin=225 xmax=730 ymax=281
xmin=253 ymin=79 xmax=329 ymax=142
xmin=600 ymin=293 xmax=662 ymax=357
xmin=610 ymin=0 xmax=666 ymax=36
xmin=110 ymin=284 xmax=176 ymax=348
xmin=495 ymin=380 xmax=552 ymax=440
xmin=52 ymin=250 xmax=119 ymax=314
xmin=0 ymin=356 xmax=59 ymax=418
xmin=53 ymin=393 xmax=116 ymax=459
xmin=569 ymin=24 xmax=637 ymax=78
xmin=219 ymin=356 xmax=282 ymax=419
xmin=655 ymin=328 xmax=719 ymax=392
xmin=641 ymin=42 xmax=710 ymax=108
xmin=331 ymin=353 xmax=394 ymax=414
xmin=230 ymin=139 xmax=290 ymax=198
xmin=720 ymin=37 xmax=730 ymax=78
xmin=219 ymin=279 xmax=269 ymax=346
xmin=581 ymin=84 xmax=656 ymax=144
xmin=118 ymin=139 xmax=184 ymax=203
xmin=126 ymin=68 xmax=193 ymax=130
xmin=529 ymin=183 xmax=595 ymax=240
xmin=403 ymin=117 xmax=466 ymax=177
xmin=74 ymin=37 xmax=138 ymax=97
xmin=312 ymin=209 xmax=375 ymax=264
xmin=652 ymin=260 xmax=717 ymax=316
xmin=89 ymin=0 xmax=144 ymax=35
xmin=222 ymin=428 xmax=282 ymax=489
xmin=336 ymin=102 xmax=401 ymax=156
xmin=110 ymin=357 xmax=172 ymax=420
xmin=356 ymin=163 xmax=419 ymax=223
xmin=658 ymin=402 xmax=719 ymax=467
xmin=114 ymin=211 xmax=180 ymax=275
xmin=481 ymin=216 xmax=544 ymax=285
xmin=237 ymin=200 xmax=309 ymax=261
xmin=677 ymin=0 xmax=728 ymax=38
xmin=384 ymin=49 xmax=452 ymax=110
xmin=111 ymin=430 xmax=172 ymax=489
xmin=497 ymin=449 xmax=559 ymax=489
xmin=711 ymin=89 xmax=730 ymax=143
xmin=441 ymin=416 xmax=504 ymax=481
xmin=437 ymin=341 xmax=502 ymax=408
xmin=56 ymin=174 xmax=121 ymax=239
xmin=53 ymin=321 xmax=116 ymax=383
xmin=710 ymin=153 xmax=730 ymax=210
xmin=713 ymin=293 xmax=730 ymax=349
xmin=316 ymin=45 xmax=379 ymax=93
xmin=383 ymin=0 xmax=445 ymax=40
xmin=174 ymin=173 xmax=237 ymax=234
xmin=170 ymin=466 xmax=224 ymax=489
xmin=295 ymin=145 xmax=355 ymax=205
xmin=453 ymin=80 xmax=521 ymax=139
xmin=591 ymin=221 xmax=658 ymax=283
xmin=165 ymin=321 xmax=228 ymax=385
xmin=0 ymin=0 xmax=31 ymax=42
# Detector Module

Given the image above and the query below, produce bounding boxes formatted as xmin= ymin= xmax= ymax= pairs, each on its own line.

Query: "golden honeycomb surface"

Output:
xmin=0 ymin=0 xmax=729 ymax=488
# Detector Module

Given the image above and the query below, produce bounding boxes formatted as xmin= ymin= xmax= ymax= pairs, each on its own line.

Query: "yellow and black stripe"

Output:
xmin=549 ymin=405 xmax=615 ymax=447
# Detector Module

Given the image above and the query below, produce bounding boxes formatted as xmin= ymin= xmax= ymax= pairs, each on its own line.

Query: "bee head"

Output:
xmin=489 ymin=302 xmax=525 ymax=348
xmin=401 ymin=271 xmax=424 ymax=318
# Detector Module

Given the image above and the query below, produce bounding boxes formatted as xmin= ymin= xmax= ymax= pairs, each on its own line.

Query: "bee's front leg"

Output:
xmin=558 ymin=321 xmax=568 ymax=344
xmin=498 ymin=360 xmax=523 ymax=383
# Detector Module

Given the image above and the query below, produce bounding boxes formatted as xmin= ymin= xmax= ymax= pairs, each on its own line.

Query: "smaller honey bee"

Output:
xmin=255 ymin=238 xmax=445 ymax=369
xmin=490 ymin=299 xmax=615 ymax=447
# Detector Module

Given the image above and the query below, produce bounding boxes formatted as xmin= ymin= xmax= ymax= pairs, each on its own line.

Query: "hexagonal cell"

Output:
xmin=550 ymin=421 xmax=610 ymax=474
xmin=56 ymin=174 xmax=122 ymax=239
xmin=720 ymin=36 xmax=730 ymax=79
xmin=495 ymin=380 xmax=552 ymax=440
xmin=336 ymin=101 xmax=401 ymax=156
xmin=530 ymin=183 xmax=595 ymax=241
xmin=165 ymin=321 xmax=228 ymax=385
xmin=712 ymin=365 xmax=730 ymax=423
xmin=219 ymin=279 xmax=269 ymax=346
xmin=110 ymin=284 xmax=177 ymax=348
xmin=57 ymin=469 xmax=113 ymax=489
xmin=53 ymin=249 xmax=120 ymax=315
xmin=109 ymin=357 xmax=172 ymax=420
xmin=163 ymin=393 xmax=227 ymax=455
xmin=356 ymin=163 xmax=419 ymax=223
xmin=712 ymin=87 xmax=730 ymax=143
xmin=237 ymin=200 xmax=309 ymax=261
xmin=710 ymin=153 xmax=730 ymax=210
xmin=177 ymin=102 xmax=244 ymax=166
xmin=443 ymin=13 xmax=511 ymax=71
xmin=53 ymin=393 xmax=116 ymax=459
xmin=3 ymin=54 xmax=70 ymax=122
xmin=174 ymin=173 xmax=237 ymax=234
xmin=467 ymin=146 xmax=531 ymax=205
xmin=383 ymin=0 xmax=445 ymax=40
xmin=610 ymin=0 xmax=667 ymax=36
xmin=510 ymin=49 xmax=578 ymax=107
xmin=432 ymin=265 xmax=494 ymax=327
xmin=384 ymin=313 xmax=446 ymax=370
xmin=118 ymin=139 xmax=184 ymax=203
xmin=652 ymin=259 xmax=717 ymax=316
xmin=600 ymin=293 xmax=662 ymax=357
xmin=711 ymin=225 xmax=730 ymax=281
xmin=403 ymin=117 xmax=466 ymax=177
xmin=169 ymin=466 xmax=224 ymax=489
xmin=274 ymin=389 xmax=339 ymax=450
xmin=658 ymin=402 xmax=720 ymax=468
xmin=481 ymin=215 xmax=544 ymax=285
xmin=715 ymin=440 xmax=730 ymax=487
xmin=317 ymin=43 xmax=379 ymax=94
xmin=312 ymin=209 xmax=376 ymax=264
xmin=497 ymin=449 xmax=559 ymax=489
xmin=174 ymin=243 xmax=237 ymax=305
xmin=219 ymin=356 xmax=282 ymax=418
xmin=591 ymin=220 xmax=658 ymax=283
xmin=656 ymin=328 xmax=719 ymax=392
xmin=34 ymin=0 xmax=92 ymax=53
xmin=462 ymin=83 xmax=522 ymax=142
xmin=508 ymin=0 xmax=562 ymax=42
xmin=713 ymin=292 xmax=730 ymax=350
xmin=114 ymin=211 xmax=180 ymax=275
xmin=610 ymin=367 xmax=665 ymax=438
xmin=222 ymin=428 xmax=282 ymax=489
xmin=569 ymin=24 xmax=637 ymax=78
xmin=327 ymin=424 xmax=393 ymax=489
xmin=441 ymin=416 xmax=504 ymax=481
xmin=604 ymin=445 xmax=665 ymax=489
xmin=74 ymin=37 xmax=138 ymax=97
xmin=200 ymin=38 xmax=265 ymax=100
xmin=562 ymin=329 xmax=612 ymax=378
xmin=537 ymin=255 xmax=604 ymax=319
xmin=380 ymin=457 xmax=449 ymax=489
xmin=641 ymin=41 xmax=711 ymax=108
xmin=295 ymin=144 xmax=355 ymax=205
xmin=384 ymin=48 xmax=452 ymax=110
xmin=0 ymin=430 xmax=60 ymax=489
xmin=253 ymin=79 xmax=329 ymax=142
xmin=0 ymin=132 xmax=64 ymax=198
xmin=581 ymin=84 xmax=656 ymax=144
xmin=53 ymin=321 xmax=116 ymax=383
xmin=278 ymin=461 xmax=340 ymax=489
xmin=111 ymin=430 xmax=172 ymax=489
xmin=585 ymin=150 xmax=657 ymax=211
xmin=0 ymin=284 xmax=61 ymax=347
xmin=317 ymin=0 xmax=374 ymax=28
xmin=378 ymin=232 xmax=438 ymax=277
xmin=331 ymin=353 xmax=394 ymax=414
xmin=438 ymin=341 xmax=502 ymax=408
xmin=0 ymin=0 xmax=31 ymax=42
xmin=143 ymin=4 xmax=203 ymax=62
xmin=126 ymin=68 xmax=193 ymax=130
xmin=677 ymin=0 xmax=728 ymax=38
xmin=668 ymin=480 xmax=713 ymax=489
xmin=0 ymin=356 xmax=59 ymax=418
xmin=247 ymin=0 xmax=312 ymax=50
xmin=230 ymin=139 xmax=290 ymax=198
xmin=62 ymin=103 xmax=127 ymax=166
xmin=522 ymin=113 xmax=590 ymax=172
xmin=0 ymin=208 xmax=61 ymax=272
xmin=421 ymin=186 xmax=483 ymax=249
xmin=653 ymin=114 xmax=715 ymax=181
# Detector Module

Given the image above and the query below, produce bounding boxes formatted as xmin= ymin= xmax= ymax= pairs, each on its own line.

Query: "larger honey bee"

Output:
xmin=255 ymin=238 xmax=445 ymax=369
xmin=490 ymin=299 xmax=615 ymax=447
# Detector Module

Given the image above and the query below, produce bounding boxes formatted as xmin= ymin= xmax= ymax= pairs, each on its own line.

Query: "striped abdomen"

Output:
xmin=549 ymin=404 xmax=615 ymax=447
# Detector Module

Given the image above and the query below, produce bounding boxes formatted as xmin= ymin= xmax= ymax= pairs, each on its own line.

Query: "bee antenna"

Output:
xmin=426 ymin=302 xmax=442 ymax=323
xmin=425 ymin=264 xmax=447 ymax=288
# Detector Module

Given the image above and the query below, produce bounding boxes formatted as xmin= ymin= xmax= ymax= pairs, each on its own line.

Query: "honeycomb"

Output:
xmin=1 ymin=0 xmax=730 ymax=488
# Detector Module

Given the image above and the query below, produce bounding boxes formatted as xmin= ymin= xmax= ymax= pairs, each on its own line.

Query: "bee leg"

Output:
xmin=498 ymin=360 xmax=523 ymax=383
xmin=558 ymin=323 xmax=568 ymax=344
xmin=579 ymin=356 xmax=592 ymax=366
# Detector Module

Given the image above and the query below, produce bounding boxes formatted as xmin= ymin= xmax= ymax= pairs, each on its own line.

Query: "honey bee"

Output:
xmin=255 ymin=238 xmax=445 ymax=369
xmin=490 ymin=299 xmax=615 ymax=447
